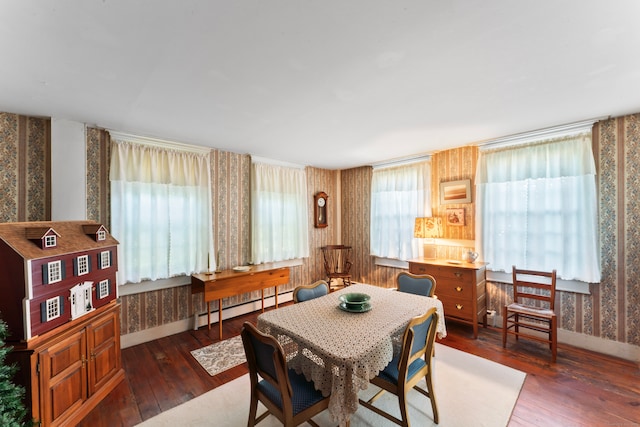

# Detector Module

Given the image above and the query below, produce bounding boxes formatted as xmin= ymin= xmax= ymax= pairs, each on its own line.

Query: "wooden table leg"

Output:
xmin=275 ymin=286 xmax=278 ymax=308
xmin=261 ymin=289 xmax=265 ymax=312
xmin=218 ymin=298 xmax=223 ymax=339
xmin=206 ymin=301 xmax=210 ymax=330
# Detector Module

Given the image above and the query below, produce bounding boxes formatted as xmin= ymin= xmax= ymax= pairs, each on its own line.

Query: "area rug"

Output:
xmin=190 ymin=335 xmax=246 ymax=376
xmin=140 ymin=343 xmax=526 ymax=427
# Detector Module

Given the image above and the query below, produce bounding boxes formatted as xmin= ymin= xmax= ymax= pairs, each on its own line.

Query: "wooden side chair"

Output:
xmin=502 ymin=266 xmax=558 ymax=362
xmin=320 ymin=245 xmax=353 ymax=290
xmin=293 ymin=280 xmax=329 ymax=303
xmin=396 ymin=272 xmax=437 ymax=297
xmin=359 ymin=308 xmax=440 ymax=426
xmin=240 ymin=322 xmax=329 ymax=426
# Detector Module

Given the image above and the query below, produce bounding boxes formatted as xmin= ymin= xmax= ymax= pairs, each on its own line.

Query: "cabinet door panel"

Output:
xmin=49 ymin=368 xmax=84 ymax=423
xmin=87 ymin=309 xmax=121 ymax=394
xmin=39 ymin=330 xmax=87 ymax=426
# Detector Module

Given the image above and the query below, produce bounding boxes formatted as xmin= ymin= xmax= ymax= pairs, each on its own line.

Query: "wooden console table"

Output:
xmin=191 ymin=264 xmax=290 ymax=338
xmin=409 ymin=258 xmax=488 ymax=338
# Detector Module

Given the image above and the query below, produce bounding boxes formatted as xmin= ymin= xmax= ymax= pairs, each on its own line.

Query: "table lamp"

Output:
xmin=414 ymin=217 xmax=443 ymax=259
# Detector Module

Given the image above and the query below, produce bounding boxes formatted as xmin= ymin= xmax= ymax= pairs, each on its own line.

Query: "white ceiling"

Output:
xmin=1 ymin=1 xmax=640 ymax=169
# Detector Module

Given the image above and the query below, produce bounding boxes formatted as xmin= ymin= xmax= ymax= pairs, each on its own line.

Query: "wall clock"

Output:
xmin=314 ymin=192 xmax=328 ymax=228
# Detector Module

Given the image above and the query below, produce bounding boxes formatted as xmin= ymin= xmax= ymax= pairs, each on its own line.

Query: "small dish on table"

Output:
xmin=338 ymin=293 xmax=372 ymax=313
xmin=232 ymin=265 xmax=251 ymax=272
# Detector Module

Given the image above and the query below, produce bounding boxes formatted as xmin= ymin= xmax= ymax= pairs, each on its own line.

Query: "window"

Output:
xmin=46 ymin=260 xmax=63 ymax=284
xmin=76 ymin=255 xmax=89 ymax=276
xmin=42 ymin=296 xmax=62 ymax=322
xmin=99 ymin=251 xmax=111 ymax=269
xmin=98 ymin=279 xmax=110 ymax=299
xmin=370 ymin=160 xmax=431 ymax=260
xmin=251 ymin=161 xmax=309 ymax=264
xmin=97 ymin=230 xmax=106 ymax=241
xmin=111 ymin=139 xmax=213 ymax=284
xmin=476 ymin=132 xmax=600 ymax=282
xmin=44 ymin=235 xmax=56 ymax=247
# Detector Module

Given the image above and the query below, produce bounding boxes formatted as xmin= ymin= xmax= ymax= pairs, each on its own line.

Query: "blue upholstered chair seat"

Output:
xmin=377 ymin=355 xmax=427 ymax=384
xmin=257 ymin=369 xmax=326 ymax=416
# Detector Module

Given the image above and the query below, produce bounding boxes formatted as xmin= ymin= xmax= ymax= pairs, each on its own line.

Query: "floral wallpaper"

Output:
xmin=2 ymin=111 xmax=638 ymax=347
xmin=86 ymin=128 xmax=111 ymax=225
xmin=86 ymin=136 xmax=340 ymax=335
xmin=0 ymin=112 xmax=50 ymax=222
xmin=340 ymin=130 xmax=640 ymax=347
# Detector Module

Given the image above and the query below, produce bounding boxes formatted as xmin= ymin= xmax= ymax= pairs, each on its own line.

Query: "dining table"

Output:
xmin=256 ymin=283 xmax=446 ymax=426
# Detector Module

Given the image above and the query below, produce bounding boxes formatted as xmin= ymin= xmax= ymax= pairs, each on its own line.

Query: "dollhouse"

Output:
xmin=0 ymin=220 xmax=119 ymax=341
xmin=0 ymin=220 xmax=123 ymax=426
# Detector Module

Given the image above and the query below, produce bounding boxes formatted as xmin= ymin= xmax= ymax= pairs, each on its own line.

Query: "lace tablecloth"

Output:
xmin=256 ymin=283 xmax=446 ymax=426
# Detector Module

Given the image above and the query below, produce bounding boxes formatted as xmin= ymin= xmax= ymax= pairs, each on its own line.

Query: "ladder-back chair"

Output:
xmin=502 ymin=266 xmax=558 ymax=362
xmin=321 ymin=245 xmax=352 ymax=290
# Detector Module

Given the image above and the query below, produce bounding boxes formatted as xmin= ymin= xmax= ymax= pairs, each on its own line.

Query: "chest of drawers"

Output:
xmin=408 ymin=259 xmax=488 ymax=338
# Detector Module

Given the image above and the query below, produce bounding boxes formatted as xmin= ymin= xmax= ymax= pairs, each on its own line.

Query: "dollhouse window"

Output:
xmin=97 ymin=230 xmax=107 ymax=241
xmin=44 ymin=235 xmax=57 ymax=248
xmin=76 ymin=255 xmax=89 ymax=276
xmin=99 ymin=251 xmax=111 ymax=269
xmin=47 ymin=260 xmax=63 ymax=284
xmin=45 ymin=296 xmax=62 ymax=322
xmin=98 ymin=279 xmax=110 ymax=299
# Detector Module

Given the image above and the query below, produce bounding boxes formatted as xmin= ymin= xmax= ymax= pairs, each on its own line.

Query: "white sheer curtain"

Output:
xmin=370 ymin=160 xmax=431 ymax=260
xmin=476 ymin=133 xmax=600 ymax=282
xmin=110 ymin=141 xmax=212 ymax=284
xmin=251 ymin=162 xmax=309 ymax=264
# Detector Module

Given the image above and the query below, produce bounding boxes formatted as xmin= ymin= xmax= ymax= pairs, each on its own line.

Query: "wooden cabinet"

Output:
xmin=409 ymin=259 xmax=488 ymax=338
xmin=10 ymin=302 xmax=124 ymax=426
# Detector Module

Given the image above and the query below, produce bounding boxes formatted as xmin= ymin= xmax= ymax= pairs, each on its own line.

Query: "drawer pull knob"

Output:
xmin=455 ymin=286 xmax=463 ymax=292
xmin=455 ymin=304 xmax=463 ymax=310
xmin=455 ymin=272 xmax=463 ymax=278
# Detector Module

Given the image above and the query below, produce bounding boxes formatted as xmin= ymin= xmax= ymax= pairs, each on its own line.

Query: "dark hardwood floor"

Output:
xmin=79 ymin=306 xmax=640 ymax=427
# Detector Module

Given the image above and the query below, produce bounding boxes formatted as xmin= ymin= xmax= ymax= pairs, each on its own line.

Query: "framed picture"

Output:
xmin=440 ymin=179 xmax=471 ymax=204
xmin=446 ymin=208 xmax=465 ymax=226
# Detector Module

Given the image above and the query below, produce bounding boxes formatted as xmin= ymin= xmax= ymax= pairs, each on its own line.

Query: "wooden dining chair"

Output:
xmin=359 ymin=308 xmax=439 ymax=426
xmin=502 ymin=266 xmax=558 ymax=362
xmin=396 ymin=272 xmax=437 ymax=297
xmin=293 ymin=280 xmax=329 ymax=303
xmin=320 ymin=245 xmax=353 ymax=290
xmin=241 ymin=322 xmax=330 ymax=426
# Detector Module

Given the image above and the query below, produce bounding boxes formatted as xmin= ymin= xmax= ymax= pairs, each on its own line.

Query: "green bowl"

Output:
xmin=339 ymin=293 xmax=371 ymax=307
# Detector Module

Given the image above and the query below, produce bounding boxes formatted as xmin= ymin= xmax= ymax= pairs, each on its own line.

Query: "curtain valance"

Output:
xmin=476 ymin=133 xmax=595 ymax=184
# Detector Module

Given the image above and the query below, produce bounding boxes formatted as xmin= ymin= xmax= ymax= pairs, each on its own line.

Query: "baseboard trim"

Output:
xmin=559 ymin=329 xmax=640 ymax=362
xmin=496 ymin=314 xmax=639 ymax=362
xmin=122 ymin=294 xmax=639 ymax=363
xmin=121 ymin=292 xmax=294 ymax=349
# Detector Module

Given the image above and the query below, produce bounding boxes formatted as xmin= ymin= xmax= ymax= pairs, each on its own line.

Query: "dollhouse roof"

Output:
xmin=25 ymin=227 xmax=61 ymax=241
xmin=0 ymin=221 xmax=119 ymax=260
xmin=82 ymin=223 xmax=109 ymax=239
